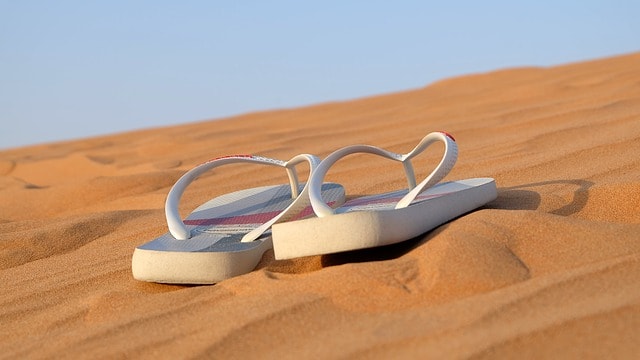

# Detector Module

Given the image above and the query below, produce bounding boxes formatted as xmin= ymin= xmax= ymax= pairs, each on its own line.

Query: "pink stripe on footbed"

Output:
xmin=342 ymin=191 xmax=453 ymax=208
xmin=184 ymin=202 xmax=336 ymax=226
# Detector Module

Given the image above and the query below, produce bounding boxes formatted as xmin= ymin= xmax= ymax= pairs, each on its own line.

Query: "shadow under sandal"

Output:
xmin=132 ymin=154 xmax=345 ymax=284
xmin=271 ymin=132 xmax=497 ymax=259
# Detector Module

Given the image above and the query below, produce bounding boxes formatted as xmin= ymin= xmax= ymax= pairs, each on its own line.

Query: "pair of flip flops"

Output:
xmin=132 ymin=132 xmax=497 ymax=284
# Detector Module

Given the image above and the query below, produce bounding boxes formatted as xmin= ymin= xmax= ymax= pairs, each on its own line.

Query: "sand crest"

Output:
xmin=1 ymin=53 xmax=640 ymax=358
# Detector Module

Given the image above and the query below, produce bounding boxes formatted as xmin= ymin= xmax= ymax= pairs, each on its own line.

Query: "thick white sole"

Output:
xmin=272 ymin=178 xmax=497 ymax=259
xmin=132 ymin=182 xmax=345 ymax=284
xmin=132 ymin=238 xmax=271 ymax=284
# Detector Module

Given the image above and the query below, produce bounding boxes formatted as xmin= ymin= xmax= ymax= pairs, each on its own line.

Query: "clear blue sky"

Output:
xmin=1 ymin=1 xmax=638 ymax=149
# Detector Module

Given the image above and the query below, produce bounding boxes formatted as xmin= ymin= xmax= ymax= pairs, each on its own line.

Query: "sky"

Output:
xmin=1 ymin=1 xmax=638 ymax=149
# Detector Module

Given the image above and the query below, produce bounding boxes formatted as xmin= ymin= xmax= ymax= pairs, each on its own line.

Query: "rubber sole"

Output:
xmin=132 ymin=182 xmax=345 ymax=284
xmin=132 ymin=238 xmax=271 ymax=284
xmin=272 ymin=178 xmax=497 ymax=259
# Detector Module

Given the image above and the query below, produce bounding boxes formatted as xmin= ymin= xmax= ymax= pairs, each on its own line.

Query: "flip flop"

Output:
xmin=132 ymin=154 xmax=345 ymax=284
xmin=271 ymin=132 xmax=497 ymax=259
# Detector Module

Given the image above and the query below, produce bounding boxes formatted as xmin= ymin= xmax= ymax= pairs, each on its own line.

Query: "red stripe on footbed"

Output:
xmin=343 ymin=191 xmax=452 ymax=207
xmin=291 ymin=204 xmax=317 ymax=221
xmin=184 ymin=210 xmax=281 ymax=226
xmin=185 ymin=192 xmax=452 ymax=226
xmin=184 ymin=201 xmax=336 ymax=226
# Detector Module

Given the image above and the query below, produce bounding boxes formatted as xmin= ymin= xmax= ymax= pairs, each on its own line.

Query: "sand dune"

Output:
xmin=1 ymin=53 xmax=640 ymax=358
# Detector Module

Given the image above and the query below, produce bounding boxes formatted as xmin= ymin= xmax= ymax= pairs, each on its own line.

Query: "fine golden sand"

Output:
xmin=1 ymin=53 xmax=640 ymax=358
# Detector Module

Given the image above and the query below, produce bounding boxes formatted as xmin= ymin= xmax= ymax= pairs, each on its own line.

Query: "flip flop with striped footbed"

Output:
xmin=271 ymin=132 xmax=497 ymax=259
xmin=132 ymin=154 xmax=345 ymax=284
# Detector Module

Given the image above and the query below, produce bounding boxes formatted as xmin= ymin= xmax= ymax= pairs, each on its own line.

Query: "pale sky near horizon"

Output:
xmin=1 ymin=1 xmax=639 ymax=150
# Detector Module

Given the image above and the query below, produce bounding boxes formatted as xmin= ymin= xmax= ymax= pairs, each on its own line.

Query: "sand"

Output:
xmin=1 ymin=52 xmax=640 ymax=358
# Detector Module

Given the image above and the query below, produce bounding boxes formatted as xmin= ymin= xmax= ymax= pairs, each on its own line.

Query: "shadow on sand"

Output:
xmin=319 ymin=178 xmax=594 ymax=267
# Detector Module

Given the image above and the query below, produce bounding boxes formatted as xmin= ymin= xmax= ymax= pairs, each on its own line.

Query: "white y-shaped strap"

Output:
xmin=165 ymin=154 xmax=320 ymax=241
xmin=308 ymin=132 xmax=458 ymax=217
xmin=394 ymin=132 xmax=457 ymax=208
xmin=240 ymin=154 xmax=320 ymax=243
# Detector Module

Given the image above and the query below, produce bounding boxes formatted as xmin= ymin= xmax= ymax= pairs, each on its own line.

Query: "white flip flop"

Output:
xmin=271 ymin=132 xmax=497 ymax=259
xmin=132 ymin=154 xmax=345 ymax=284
